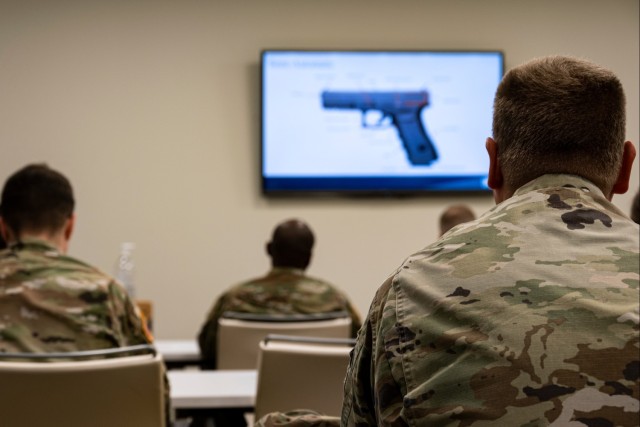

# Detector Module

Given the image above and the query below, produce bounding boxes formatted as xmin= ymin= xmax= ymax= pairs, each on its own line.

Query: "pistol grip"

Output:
xmin=394 ymin=111 xmax=438 ymax=166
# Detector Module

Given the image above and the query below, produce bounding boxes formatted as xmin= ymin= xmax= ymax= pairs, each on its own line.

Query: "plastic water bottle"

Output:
xmin=116 ymin=242 xmax=136 ymax=298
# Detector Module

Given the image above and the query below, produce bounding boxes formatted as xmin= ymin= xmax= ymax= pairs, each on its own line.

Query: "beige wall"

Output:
xmin=1 ymin=0 xmax=638 ymax=338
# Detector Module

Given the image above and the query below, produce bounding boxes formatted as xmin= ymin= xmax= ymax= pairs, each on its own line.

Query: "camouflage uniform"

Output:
xmin=0 ymin=239 xmax=151 ymax=352
xmin=0 ymin=239 xmax=173 ymax=424
xmin=256 ymin=410 xmax=340 ymax=427
xmin=197 ymin=267 xmax=362 ymax=369
xmin=343 ymin=174 xmax=640 ymax=426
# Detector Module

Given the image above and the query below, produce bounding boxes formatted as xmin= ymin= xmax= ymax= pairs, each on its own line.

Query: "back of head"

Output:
xmin=493 ymin=56 xmax=626 ymax=194
xmin=0 ymin=164 xmax=75 ymax=238
xmin=268 ymin=219 xmax=315 ymax=270
xmin=439 ymin=204 xmax=475 ymax=236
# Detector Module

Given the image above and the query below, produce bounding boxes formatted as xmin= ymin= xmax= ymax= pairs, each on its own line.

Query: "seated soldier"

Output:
xmin=0 ymin=163 xmax=152 ymax=352
xmin=0 ymin=163 xmax=171 ymax=424
xmin=196 ymin=219 xmax=361 ymax=427
xmin=343 ymin=56 xmax=639 ymax=426
xmin=198 ymin=218 xmax=361 ymax=369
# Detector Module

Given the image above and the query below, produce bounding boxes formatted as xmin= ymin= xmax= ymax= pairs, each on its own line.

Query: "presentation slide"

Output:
xmin=261 ymin=50 xmax=503 ymax=192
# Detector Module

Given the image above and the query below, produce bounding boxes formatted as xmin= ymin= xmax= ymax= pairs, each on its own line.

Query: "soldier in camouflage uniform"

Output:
xmin=340 ymin=56 xmax=640 ymax=426
xmin=0 ymin=164 xmax=152 ymax=353
xmin=0 ymin=164 xmax=174 ymax=424
xmin=197 ymin=219 xmax=360 ymax=427
xmin=198 ymin=218 xmax=361 ymax=370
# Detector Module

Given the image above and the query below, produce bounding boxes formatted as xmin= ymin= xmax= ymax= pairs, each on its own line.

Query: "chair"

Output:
xmin=136 ymin=299 xmax=154 ymax=332
xmin=0 ymin=345 xmax=166 ymax=427
xmin=253 ymin=334 xmax=356 ymax=420
xmin=216 ymin=311 xmax=352 ymax=370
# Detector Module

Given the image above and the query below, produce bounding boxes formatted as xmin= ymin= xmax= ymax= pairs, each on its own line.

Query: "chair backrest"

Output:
xmin=216 ymin=311 xmax=352 ymax=370
xmin=0 ymin=345 xmax=166 ymax=427
xmin=136 ymin=299 xmax=154 ymax=332
xmin=253 ymin=334 xmax=356 ymax=420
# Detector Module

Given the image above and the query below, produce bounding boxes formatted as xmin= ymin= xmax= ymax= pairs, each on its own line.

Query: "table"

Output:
xmin=155 ymin=339 xmax=201 ymax=368
xmin=169 ymin=369 xmax=257 ymax=421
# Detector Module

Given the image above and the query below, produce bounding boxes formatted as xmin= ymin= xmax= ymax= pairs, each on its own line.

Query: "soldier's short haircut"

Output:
xmin=270 ymin=219 xmax=315 ymax=269
xmin=439 ymin=204 xmax=476 ymax=235
xmin=493 ymin=56 xmax=626 ymax=194
xmin=0 ymin=164 xmax=75 ymax=236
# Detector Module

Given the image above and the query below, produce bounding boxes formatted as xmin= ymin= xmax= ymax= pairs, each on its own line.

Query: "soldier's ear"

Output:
xmin=610 ymin=141 xmax=636 ymax=198
xmin=58 ymin=214 xmax=75 ymax=254
xmin=486 ymin=138 xmax=505 ymax=203
xmin=64 ymin=214 xmax=75 ymax=241
xmin=266 ymin=241 xmax=273 ymax=257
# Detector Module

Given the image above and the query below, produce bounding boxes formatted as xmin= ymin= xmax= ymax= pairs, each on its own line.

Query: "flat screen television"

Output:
xmin=261 ymin=50 xmax=504 ymax=196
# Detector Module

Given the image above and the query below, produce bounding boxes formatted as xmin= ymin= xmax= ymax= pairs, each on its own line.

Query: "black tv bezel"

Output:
xmin=260 ymin=49 xmax=505 ymax=198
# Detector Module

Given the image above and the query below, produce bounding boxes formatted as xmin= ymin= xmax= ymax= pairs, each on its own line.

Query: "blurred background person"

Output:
xmin=196 ymin=218 xmax=361 ymax=427
xmin=198 ymin=218 xmax=361 ymax=370
xmin=439 ymin=204 xmax=476 ymax=236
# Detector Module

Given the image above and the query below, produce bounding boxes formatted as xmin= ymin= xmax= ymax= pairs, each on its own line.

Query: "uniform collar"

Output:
xmin=513 ymin=174 xmax=605 ymax=199
xmin=9 ymin=238 xmax=59 ymax=254
xmin=269 ymin=266 xmax=305 ymax=275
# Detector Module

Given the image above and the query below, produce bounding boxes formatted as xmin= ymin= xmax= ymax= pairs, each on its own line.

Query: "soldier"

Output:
xmin=439 ymin=204 xmax=476 ymax=236
xmin=340 ymin=56 xmax=639 ymax=425
xmin=197 ymin=218 xmax=361 ymax=427
xmin=198 ymin=218 xmax=361 ymax=369
xmin=0 ymin=163 xmax=152 ymax=352
xmin=0 ymin=164 xmax=174 ymax=425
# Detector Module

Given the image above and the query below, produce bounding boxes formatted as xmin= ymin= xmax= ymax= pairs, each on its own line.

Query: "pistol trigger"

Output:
xmin=360 ymin=110 xmax=368 ymax=127
xmin=362 ymin=110 xmax=389 ymax=128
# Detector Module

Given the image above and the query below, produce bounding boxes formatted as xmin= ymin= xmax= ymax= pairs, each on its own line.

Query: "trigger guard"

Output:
xmin=363 ymin=110 xmax=392 ymax=128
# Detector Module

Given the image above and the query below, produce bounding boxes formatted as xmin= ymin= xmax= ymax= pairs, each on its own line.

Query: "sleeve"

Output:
xmin=254 ymin=410 xmax=340 ymax=427
xmin=321 ymin=282 xmax=362 ymax=338
xmin=341 ymin=276 xmax=395 ymax=426
xmin=197 ymin=293 xmax=227 ymax=369
xmin=344 ymin=297 xmax=363 ymax=338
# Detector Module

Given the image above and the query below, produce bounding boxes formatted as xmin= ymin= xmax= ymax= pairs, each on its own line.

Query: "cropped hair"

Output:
xmin=270 ymin=219 xmax=315 ymax=270
xmin=439 ymin=204 xmax=476 ymax=235
xmin=0 ymin=164 xmax=75 ymax=236
xmin=492 ymin=56 xmax=626 ymax=193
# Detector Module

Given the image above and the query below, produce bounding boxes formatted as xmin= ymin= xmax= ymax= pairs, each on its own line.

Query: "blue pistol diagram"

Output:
xmin=321 ymin=90 xmax=438 ymax=166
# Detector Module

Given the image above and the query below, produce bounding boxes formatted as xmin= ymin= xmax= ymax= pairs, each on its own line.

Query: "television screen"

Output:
xmin=261 ymin=50 xmax=504 ymax=195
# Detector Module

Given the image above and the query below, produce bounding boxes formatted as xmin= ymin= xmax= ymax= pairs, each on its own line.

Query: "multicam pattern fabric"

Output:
xmin=255 ymin=410 xmax=340 ymax=427
xmin=0 ymin=239 xmax=151 ymax=353
xmin=197 ymin=267 xmax=361 ymax=369
xmin=342 ymin=174 xmax=640 ymax=426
